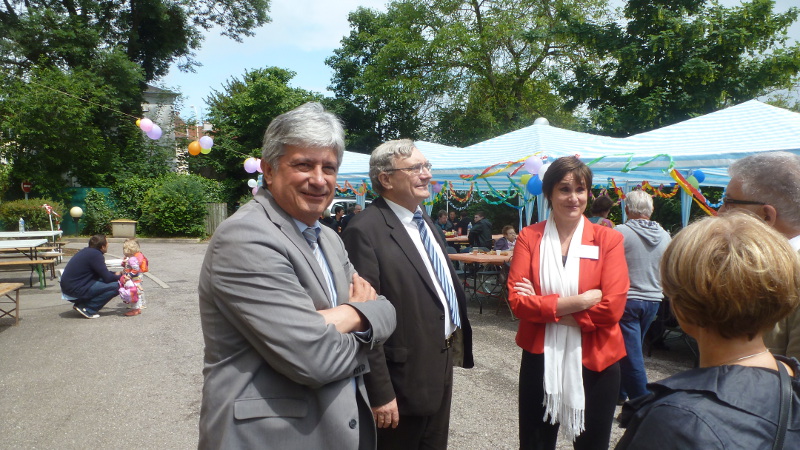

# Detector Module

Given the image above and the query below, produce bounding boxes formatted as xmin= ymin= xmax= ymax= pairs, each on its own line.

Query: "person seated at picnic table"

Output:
xmin=616 ymin=212 xmax=800 ymax=449
xmin=437 ymin=209 xmax=454 ymax=232
xmin=60 ymin=234 xmax=122 ymax=319
xmin=494 ymin=225 xmax=517 ymax=251
xmin=456 ymin=210 xmax=471 ymax=235
xmin=469 ymin=210 xmax=493 ymax=249
xmin=588 ymin=195 xmax=615 ymax=228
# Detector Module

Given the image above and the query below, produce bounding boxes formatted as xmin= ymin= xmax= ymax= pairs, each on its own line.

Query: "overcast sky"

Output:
xmin=161 ymin=0 xmax=800 ymax=121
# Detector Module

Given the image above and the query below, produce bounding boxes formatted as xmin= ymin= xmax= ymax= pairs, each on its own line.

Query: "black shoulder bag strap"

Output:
xmin=773 ymin=361 xmax=792 ymax=450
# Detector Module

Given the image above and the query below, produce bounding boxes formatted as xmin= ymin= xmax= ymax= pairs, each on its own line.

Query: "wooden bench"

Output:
xmin=0 ymin=282 xmax=24 ymax=325
xmin=0 ymin=259 xmax=57 ymax=289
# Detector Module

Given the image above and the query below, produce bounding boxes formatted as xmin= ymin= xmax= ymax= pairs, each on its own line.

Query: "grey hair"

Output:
xmin=369 ymin=139 xmax=417 ymax=195
xmin=625 ymin=189 xmax=654 ymax=218
xmin=728 ymin=151 xmax=800 ymax=227
xmin=261 ymin=102 xmax=345 ymax=170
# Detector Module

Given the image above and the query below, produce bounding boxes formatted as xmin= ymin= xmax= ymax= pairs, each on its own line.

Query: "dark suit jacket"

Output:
xmin=342 ymin=197 xmax=474 ymax=416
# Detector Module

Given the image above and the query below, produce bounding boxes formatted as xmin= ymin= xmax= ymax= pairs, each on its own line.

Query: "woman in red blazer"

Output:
xmin=507 ymin=156 xmax=629 ymax=450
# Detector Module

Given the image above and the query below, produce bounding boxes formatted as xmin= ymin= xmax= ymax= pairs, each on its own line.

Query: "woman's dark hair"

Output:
xmin=590 ymin=196 xmax=614 ymax=215
xmin=541 ymin=156 xmax=593 ymax=208
xmin=88 ymin=234 xmax=107 ymax=250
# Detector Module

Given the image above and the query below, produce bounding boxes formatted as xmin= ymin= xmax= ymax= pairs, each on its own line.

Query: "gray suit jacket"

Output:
xmin=198 ymin=189 xmax=397 ymax=449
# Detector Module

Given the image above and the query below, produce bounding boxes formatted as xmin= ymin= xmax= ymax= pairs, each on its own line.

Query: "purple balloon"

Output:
xmin=146 ymin=124 xmax=162 ymax=140
xmin=523 ymin=156 xmax=543 ymax=175
xmin=432 ymin=182 xmax=443 ymax=193
xmin=244 ymin=157 xmax=259 ymax=173
xmin=199 ymin=136 xmax=214 ymax=149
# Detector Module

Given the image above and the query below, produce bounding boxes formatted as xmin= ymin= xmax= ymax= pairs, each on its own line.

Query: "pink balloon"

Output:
xmin=523 ymin=156 xmax=543 ymax=174
xmin=139 ymin=118 xmax=153 ymax=133
xmin=244 ymin=157 xmax=259 ymax=173
xmin=256 ymin=159 xmax=263 ymax=173
xmin=199 ymin=136 xmax=213 ymax=149
xmin=252 ymin=187 xmax=258 ymax=196
xmin=146 ymin=124 xmax=162 ymax=140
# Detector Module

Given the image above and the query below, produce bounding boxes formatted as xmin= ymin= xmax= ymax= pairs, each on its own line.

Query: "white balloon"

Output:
xmin=538 ymin=163 xmax=551 ymax=181
xmin=247 ymin=179 xmax=257 ymax=188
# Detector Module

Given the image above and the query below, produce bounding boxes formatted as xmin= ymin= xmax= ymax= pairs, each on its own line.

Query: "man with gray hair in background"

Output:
xmin=616 ymin=189 xmax=671 ymax=404
xmin=342 ymin=139 xmax=473 ymax=449
xmin=720 ymin=151 xmax=800 ymax=359
xmin=198 ymin=102 xmax=396 ymax=449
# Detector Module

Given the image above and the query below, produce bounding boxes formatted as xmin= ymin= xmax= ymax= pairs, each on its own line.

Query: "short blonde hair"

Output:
xmin=661 ymin=212 xmax=800 ymax=340
xmin=123 ymin=239 xmax=140 ymax=257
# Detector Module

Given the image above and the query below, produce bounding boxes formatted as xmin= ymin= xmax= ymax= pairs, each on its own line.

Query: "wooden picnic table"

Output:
xmin=445 ymin=233 xmax=503 ymax=244
xmin=0 ymin=239 xmax=55 ymax=288
xmin=447 ymin=250 xmax=512 ymax=265
xmin=0 ymin=282 xmax=25 ymax=325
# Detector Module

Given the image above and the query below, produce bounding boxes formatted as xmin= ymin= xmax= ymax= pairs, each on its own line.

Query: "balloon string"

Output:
xmin=9 ymin=73 xmax=140 ymax=120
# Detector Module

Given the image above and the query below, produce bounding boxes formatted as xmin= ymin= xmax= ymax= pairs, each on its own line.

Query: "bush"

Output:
xmin=109 ymin=176 xmax=152 ymax=221
xmin=0 ymin=198 xmax=66 ymax=231
xmin=138 ymin=174 xmax=221 ymax=237
xmin=82 ymin=189 xmax=115 ymax=235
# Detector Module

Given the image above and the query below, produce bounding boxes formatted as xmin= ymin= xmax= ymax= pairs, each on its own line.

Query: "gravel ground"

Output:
xmin=0 ymin=240 xmax=696 ymax=449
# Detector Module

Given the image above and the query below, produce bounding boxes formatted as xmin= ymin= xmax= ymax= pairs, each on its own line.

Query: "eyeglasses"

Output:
xmin=385 ymin=162 xmax=433 ymax=175
xmin=721 ymin=196 xmax=766 ymax=207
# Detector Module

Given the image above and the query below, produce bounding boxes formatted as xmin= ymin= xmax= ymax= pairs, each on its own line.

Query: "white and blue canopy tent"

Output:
xmin=335 ymin=100 xmax=800 ymax=228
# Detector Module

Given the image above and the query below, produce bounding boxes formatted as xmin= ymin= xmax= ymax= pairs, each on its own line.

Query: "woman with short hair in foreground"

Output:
xmin=617 ymin=212 xmax=800 ymax=449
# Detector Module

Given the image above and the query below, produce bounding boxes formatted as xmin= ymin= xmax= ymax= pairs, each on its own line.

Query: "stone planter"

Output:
xmin=110 ymin=219 xmax=137 ymax=238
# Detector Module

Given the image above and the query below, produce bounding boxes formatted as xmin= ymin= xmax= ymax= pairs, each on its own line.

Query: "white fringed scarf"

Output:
xmin=539 ymin=218 xmax=585 ymax=442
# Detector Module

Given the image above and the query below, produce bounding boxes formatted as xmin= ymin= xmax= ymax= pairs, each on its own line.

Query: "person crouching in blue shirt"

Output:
xmin=61 ymin=234 xmax=122 ymax=319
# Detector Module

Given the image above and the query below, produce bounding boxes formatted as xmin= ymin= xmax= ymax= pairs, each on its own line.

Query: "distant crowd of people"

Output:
xmin=190 ymin=102 xmax=800 ymax=450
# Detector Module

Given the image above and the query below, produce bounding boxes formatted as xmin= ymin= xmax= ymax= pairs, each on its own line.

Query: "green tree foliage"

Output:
xmin=0 ymin=64 xmax=150 ymax=201
xmin=0 ymin=1 xmax=271 ymax=199
xmin=82 ymin=189 xmax=115 ymax=235
xmin=0 ymin=0 xmax=271 ymax=81
xmin=197 ymin=67 xmax=322 ymax=205
xmin=556 ymin=0 xmax=800 ymax=136
xmin=326 ymin=0 xmax=604 ymax=150
xmin=138 ymin=174 xmax=222 ymax=237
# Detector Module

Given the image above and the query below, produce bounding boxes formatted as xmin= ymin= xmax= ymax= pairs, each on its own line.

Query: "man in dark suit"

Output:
xmin=198 ymin=102 xmax=396 ymax=449
xmin=343 ymin=139 xmax=473 ymax=449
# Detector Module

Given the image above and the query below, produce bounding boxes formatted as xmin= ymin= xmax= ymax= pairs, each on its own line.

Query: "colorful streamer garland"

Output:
xmin=669 ymin=169 xmax=717 ymax=217
xmin=331 ymin=151 xmax=716 ymax=217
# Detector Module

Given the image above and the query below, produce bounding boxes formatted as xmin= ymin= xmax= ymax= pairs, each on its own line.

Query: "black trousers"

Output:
xmin=376 ymin=345 xmax=454 ymax=450
xmin=519 ymin=350 xmax=620 ymax=450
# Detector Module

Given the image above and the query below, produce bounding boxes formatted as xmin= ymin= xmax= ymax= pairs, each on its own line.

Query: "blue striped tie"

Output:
xmin=303 ymin=227 xmax=338 ymax=306
xmin=413 ymin=209 xmax=461 ymax=328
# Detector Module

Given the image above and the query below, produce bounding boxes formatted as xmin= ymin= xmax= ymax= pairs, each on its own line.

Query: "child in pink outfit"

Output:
xmin=120 ymin=239 xmax=148 ymax=316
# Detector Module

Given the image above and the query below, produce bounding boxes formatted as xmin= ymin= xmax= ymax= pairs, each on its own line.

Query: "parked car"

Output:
xmin=328 ymin=197 xmax=371 ymax=214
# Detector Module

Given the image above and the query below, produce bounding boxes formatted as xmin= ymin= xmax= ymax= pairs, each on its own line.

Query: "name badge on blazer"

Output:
xmin=578 ymin=245 xmax=599 ymax=260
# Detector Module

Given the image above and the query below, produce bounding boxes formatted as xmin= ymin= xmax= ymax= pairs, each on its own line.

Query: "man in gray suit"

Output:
xmin=198 ymin=102 xmax=397 ymax=449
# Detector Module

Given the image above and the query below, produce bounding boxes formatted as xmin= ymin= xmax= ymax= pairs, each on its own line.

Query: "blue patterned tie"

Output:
xmin=303 ymin=227 xmax=338 ymax=306
xmin=412 ymin=209 xmax=461 ymax=328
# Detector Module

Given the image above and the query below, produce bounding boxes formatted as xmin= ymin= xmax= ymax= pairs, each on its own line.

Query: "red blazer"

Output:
xmin=507 ymin=217 xmax=629 ymax=372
